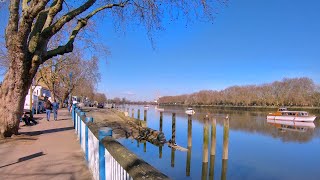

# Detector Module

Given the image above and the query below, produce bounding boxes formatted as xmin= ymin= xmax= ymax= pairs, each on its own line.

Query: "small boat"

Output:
xmin=155 ymin=106 xmax=164 ymax=112
xmin=144 ymin=105 xmax=149 ymax=110
xmin=267 ymin=107 xmax=316 ymax=122
xmin=185 ymin=108 xmax=195 ymax=115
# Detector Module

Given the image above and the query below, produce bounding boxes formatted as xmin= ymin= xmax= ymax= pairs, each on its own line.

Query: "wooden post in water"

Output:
xmin=159 ymin=146 xmax=163 ymax=159
xmin=171 ymin=148 xmax=175 ymax=167
xmin=201 ymin=119 xmax=209 ymax=180
xmin=186 ymin=115 xmax=192 ymax=176
xmin=209 ymin=118 xmax=217 ymax=179
xmin=144 ymin=109 xmax=147 ymax=121
xmin=144 ymin=142 xmax=147 ymax=152
xmin=127 ymin=108 xmax=129 ymax=113
xmin=171 ymin=113 xmax=176 ymax=145
xmin=221 ymin=159 xmax=228 ymax=180
xmin=137 ymin=109 xmax=140 ymax=120
xmin=160 ymin=112 xmax=163 ymax=132
xmin=222 ymin=115 xmax=229 ymax=160
xmin=137 ymin=140 xmax=140 ymax=148
xmin=131 ymin=109 xmax=134 ymax=118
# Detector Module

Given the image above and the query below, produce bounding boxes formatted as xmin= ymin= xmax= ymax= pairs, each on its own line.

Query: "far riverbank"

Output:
xmin=159 ymin=104 xmax=320 ymax=113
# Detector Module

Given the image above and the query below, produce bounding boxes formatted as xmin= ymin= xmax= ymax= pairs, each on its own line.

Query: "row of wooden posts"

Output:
xmin=117 ymin=106 xmax=230 ymax=179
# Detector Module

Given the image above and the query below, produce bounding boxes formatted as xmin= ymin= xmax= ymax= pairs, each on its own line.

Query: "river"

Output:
xmin=117 ymin=105 xmax=320 ymax=180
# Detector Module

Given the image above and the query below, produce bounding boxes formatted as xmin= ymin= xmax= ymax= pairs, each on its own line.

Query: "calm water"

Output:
xmin=117 ymin=105 xmax=320 ymax=180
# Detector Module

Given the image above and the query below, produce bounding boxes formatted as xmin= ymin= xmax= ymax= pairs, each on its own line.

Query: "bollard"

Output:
xmin=222 ymin=115 xmax=229 ymax=160
xmin=99 ymin=127 xmax=113 ymax=180
xmin=138 ymin=109 xmax=140 ymax=120
xmin=79 ymin=112 xmax=86 ymax=145
xmin=172 ymin=113 xmax=176 ymax=145
xmin=144 ymin=109 xmax=147 ymax=121
xmin=85 ymin=117 xmax=93 ymax=162
xmin=160 ymin=112 xmax=163 ymax=132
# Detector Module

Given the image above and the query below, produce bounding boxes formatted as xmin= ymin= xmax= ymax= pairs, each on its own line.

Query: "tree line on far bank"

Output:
xmin=158 ymin=78 xmax=320 ymax=107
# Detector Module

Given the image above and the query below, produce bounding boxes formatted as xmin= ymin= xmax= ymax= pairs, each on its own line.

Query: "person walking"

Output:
xmin=44 ymin=99 xmax=53 ymax=121
xmin=52 ymin=100 xmax=59 ymax=121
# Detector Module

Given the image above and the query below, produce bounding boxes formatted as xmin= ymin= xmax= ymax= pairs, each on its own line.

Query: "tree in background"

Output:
xmin=159 ymin=78 xmax=320 ymax=107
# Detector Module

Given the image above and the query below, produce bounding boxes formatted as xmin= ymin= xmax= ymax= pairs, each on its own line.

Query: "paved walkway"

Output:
xmin=0 ymin=109 xmax=92 ymax=180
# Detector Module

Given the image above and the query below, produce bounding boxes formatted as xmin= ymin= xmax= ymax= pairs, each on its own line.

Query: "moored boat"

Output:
xmin=267 ymin=119 xmax=315 ymax=132
xmin=155 ymin=106 xmax=164 ymax=112
xmin=185 ymin=108 xmax=195 ymax=115
xmin=267 ymin=107 xmax=316 ymax=122
xmin=144 ymin=105 xmax=149 ymax=110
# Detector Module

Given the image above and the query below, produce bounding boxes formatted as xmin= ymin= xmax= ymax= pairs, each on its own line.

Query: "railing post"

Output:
xmin=99 ymin=127 xmax=113 ymax=180
xmin=80 ymin=112 xmax=86 ymax=145
xmin=85 ymin=117 xmax=93 ymax=162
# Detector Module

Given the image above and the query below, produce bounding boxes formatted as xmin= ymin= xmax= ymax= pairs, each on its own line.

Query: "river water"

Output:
xmin=117 ymin=105 xmax=320 ymax=180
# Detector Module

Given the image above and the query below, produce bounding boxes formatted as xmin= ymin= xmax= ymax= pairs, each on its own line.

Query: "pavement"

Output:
xmin=0 ymin=109 xmax=92 ymax=180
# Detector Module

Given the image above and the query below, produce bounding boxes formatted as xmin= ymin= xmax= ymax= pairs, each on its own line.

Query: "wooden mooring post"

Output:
xmin=171 ymin=148 xmax=175 ymax=167
xmin=160 ymin=112 xmax=163 ymax=132
xmin=159 ymin=146 xmax=163 ymax=159
xmin=186 ymin=115 xmax=192 ymax=176
xmin=222 ymin=115 xmax=229 ymax=160
xmin=137 ymin=109 xmax=140 ymax=120
xmin=171 ymin=113 xmax=176 ymax=145
xmin=131 ymin=109 xmax=134 ymax=118
xmin=144 ymin=142 xmax=147 ymax=152
xmin=209 ymin=118 xmax=217 ymax=179
xmin=201 ymin=119 xmax=209 ymax=180
xmin=144 ymin=109 xmax=147 ymax=121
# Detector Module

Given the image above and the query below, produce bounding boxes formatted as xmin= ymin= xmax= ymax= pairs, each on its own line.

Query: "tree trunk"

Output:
xmin=0 ymin=46 xmax=37 ymax=138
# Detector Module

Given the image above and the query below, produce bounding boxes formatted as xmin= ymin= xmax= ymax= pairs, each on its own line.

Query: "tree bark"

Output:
xmin=0 ymin=48 xmax=33 ymax=138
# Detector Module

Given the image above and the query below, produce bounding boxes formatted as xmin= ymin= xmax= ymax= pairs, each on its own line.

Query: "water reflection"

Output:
xmin=118 ymin=105 xmax=320 ymax=180
xmin=267 ymin=119 xmax=315 ymax=132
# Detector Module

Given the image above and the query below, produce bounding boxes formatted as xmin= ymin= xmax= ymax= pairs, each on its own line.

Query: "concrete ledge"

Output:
xmin=87 ymin=122 xmax=169 ymax=180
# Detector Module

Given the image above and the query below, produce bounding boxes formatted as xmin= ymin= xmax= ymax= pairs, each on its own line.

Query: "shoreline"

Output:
xmin=159 ymin=104 xmax=320 ymax=113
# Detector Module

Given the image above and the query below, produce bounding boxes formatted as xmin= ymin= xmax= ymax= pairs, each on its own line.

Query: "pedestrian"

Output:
xmin=44 ymin=99 xmax=53 ymax=121
xmin=21 ymin=112 xmax=38 ymax=125
xmin=52 ymin=100 xmax=59 ymax=121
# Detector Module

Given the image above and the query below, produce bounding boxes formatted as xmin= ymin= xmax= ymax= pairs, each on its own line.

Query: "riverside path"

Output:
xmin=0 ymin=108 xmax=92 ymax=180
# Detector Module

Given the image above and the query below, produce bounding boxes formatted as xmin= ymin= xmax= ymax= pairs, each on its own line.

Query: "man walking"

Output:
xmin=52 ymin=100 xmax=59 ymax=121
xmin=44 ymin=99 xmax=53 ymax=121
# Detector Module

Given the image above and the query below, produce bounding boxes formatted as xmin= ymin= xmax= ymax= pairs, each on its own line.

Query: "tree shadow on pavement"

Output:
xmin=0 ymin=152 xmax=45 ymax=169
xmin=19 ymin=126 xmax=74 ymax=136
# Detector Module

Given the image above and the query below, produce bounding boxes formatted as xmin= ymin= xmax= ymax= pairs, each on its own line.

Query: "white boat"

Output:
xmin=185 ymin=108 xmax=195 ymax=115
xmin=155 ymin=106 xmax=164 ymax=112
xmin=144 ymin=105 xmax=149 ymax=110
xmin=267 ymin=119 xmax=315 ymax=132
xmin=266 ymin=107 xmax=316 ymax=122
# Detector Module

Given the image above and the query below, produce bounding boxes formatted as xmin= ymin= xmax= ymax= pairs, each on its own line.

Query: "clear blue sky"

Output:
xmin=0 ymin=1 xmax=319 ymax=101
xmin=96 ymin=0 xmax=320 ymax=101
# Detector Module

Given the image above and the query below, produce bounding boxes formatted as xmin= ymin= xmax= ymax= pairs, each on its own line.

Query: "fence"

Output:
xmin=71 ymin=105 xmax=169 ymax=180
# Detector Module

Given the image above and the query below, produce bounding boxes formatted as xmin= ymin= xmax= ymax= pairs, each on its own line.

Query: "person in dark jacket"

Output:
xmin=44 ymin=99 xmax=53 ymax=121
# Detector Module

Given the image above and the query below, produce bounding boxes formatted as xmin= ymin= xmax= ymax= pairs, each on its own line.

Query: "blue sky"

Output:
xmin=96 ymin=0 xmax=320 ymax=101
xmin=0 ymin=1 xmax=319 ymax=101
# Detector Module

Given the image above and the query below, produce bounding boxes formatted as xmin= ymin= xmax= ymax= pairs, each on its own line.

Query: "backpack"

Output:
xmin=44 ymin=101 xmax=52 ymax=110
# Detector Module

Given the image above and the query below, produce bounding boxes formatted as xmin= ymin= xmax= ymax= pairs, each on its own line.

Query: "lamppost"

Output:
xmin=68 ymin=72 xmax=73 ymax=110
